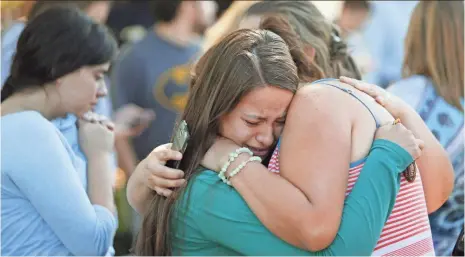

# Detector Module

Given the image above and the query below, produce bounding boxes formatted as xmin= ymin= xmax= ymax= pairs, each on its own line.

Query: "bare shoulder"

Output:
xmin=284 ymin=83 xmax=354 ymax=130
xmin=292 ymin=82 xmax=355 ymax=112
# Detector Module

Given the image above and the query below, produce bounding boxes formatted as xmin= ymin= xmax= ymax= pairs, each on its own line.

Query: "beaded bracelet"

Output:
xmin=218 ymin=147 xmax=253 ymax=184
xmin=225 ymin=156 xmax=262 ymax=185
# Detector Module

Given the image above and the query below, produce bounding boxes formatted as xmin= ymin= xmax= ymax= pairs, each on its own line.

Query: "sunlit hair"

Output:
xmin=403 ymin=1 xmax=464 ymax=110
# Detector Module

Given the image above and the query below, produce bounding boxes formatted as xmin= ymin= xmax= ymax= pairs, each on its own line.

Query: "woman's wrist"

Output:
xmin=218 ymin=150 xmax=253 ymax=184
xmin=87 ymin=152 xmax=112 ymax=167
xmin=228 ymin=160 xmax=264 ymax=187
xmin=398 ymin=106 xmax=423 ymax=129
xmin=372 ymin=139 xmax=414 ymax=172
xmin=216 ymin=146 xmax=264 ymax=186
xmin=87 ymin=152 xmax=113 ymax=165
xmin=126 ymin=162 xmax=153 ymax=214
xmin=394 ymin=100 xmax=416 ymax=120
xmin=224 ymin=153 xmax=253 ymax=177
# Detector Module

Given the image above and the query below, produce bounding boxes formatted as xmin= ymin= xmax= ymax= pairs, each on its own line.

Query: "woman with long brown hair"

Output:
xmin=128 ymin=1 xmax=453 ymax=255
xmin=383 ymin=1 xmax=463 ymax=255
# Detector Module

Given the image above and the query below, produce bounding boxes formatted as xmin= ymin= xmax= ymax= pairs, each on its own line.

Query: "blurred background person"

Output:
xmin=111 ymin=0 xmax=216 ymax=181
xmin=106 ymin=0 xmax=230 ymax=47
xmin=0 ymin=1 xmax=34 ymax=31
xmin=388 ymin=1 xmax=464 ymax=255
xmin=358 ymin=0 xmax=418 ymax=88
xmin=337 ymin=0 xmax=371 ymax=38
xmin=106 ymin=0 xmax=155 ymax=47
xmin=335 ymin=0 xmax=373 ymax=77
xmin=110 ymin=0 xmax=217 ymax=240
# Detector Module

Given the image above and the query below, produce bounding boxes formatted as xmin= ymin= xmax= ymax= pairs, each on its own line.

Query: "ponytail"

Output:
xmin=258 ymin=12 xmax=362 ymax=81
xmin=329 ymin=25 xmax=362 ymax=80
xmin=1 ymin=76 xmax=17 ymax=103
xmin=259 ymin=15 xmax=323 ymax=82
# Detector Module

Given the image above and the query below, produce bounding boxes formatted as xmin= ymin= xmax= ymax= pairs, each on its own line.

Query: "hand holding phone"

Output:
xmin=166 ymin=120 xmax=189 ymax=169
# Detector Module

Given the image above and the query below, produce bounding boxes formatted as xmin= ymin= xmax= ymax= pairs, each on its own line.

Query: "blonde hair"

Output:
xmin=202 ymin=1 xmax=260 ymax=52
xmin=403 ymin=1 xmax=464 ymax=110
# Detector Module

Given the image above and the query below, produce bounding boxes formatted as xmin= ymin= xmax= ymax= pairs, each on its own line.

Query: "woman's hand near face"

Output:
xmin=78 ymin=112 xmax=117 ymax=214
xmin=79 ymin=112 xmax=115 ymax=157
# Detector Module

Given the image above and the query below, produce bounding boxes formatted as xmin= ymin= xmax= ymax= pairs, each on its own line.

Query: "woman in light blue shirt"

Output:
xmin=1 ymin=6 xmax=118 ymax=256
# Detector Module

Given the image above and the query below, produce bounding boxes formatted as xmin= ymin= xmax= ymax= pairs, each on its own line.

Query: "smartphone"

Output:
xmin=166 ymin=120 xmax=190 ymax=169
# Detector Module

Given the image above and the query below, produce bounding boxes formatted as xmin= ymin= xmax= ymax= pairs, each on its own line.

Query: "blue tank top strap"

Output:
xmin=311 ymin=78 xmax=340 ymax=84
xmin=311 ymin=78 xmax=381 ymax=128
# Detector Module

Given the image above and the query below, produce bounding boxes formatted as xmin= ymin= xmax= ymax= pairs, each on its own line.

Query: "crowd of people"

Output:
xmin=1 ymin=1 xmax=463 ymax=256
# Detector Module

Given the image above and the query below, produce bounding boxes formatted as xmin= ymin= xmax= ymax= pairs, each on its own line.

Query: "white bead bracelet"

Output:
xmin=225 ymin=156 xmax=262 ymax=185
xmin=218 ymin=147 xmax=253 ymax=184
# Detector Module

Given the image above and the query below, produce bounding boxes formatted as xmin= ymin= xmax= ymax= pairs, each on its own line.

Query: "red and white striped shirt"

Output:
xmin=268 ymin=147 xmax=435 ymax=256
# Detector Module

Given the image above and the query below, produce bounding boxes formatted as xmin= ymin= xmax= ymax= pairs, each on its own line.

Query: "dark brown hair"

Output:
xmin=135 ymin=28 xmax=300 ymax=255
xmin=403 ymin=1 xmax=463 ymax=110
xmin=1 ymin=6 xmax=117 ymax=103
xmin=28 ymin=0 xmax=102 ymax=19
xmin=151 ymin=0 xmax=182 ymax=23
xmin=245 ymin=1 xmax=362 ymax=81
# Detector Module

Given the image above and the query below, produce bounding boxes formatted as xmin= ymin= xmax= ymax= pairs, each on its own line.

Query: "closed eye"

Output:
xmin=245 ymin=120 xmax=260 ymax=126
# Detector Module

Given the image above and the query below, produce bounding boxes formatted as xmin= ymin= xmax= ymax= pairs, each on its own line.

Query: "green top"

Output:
xmin=171 ymin=139 xmax=413 ymax=256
